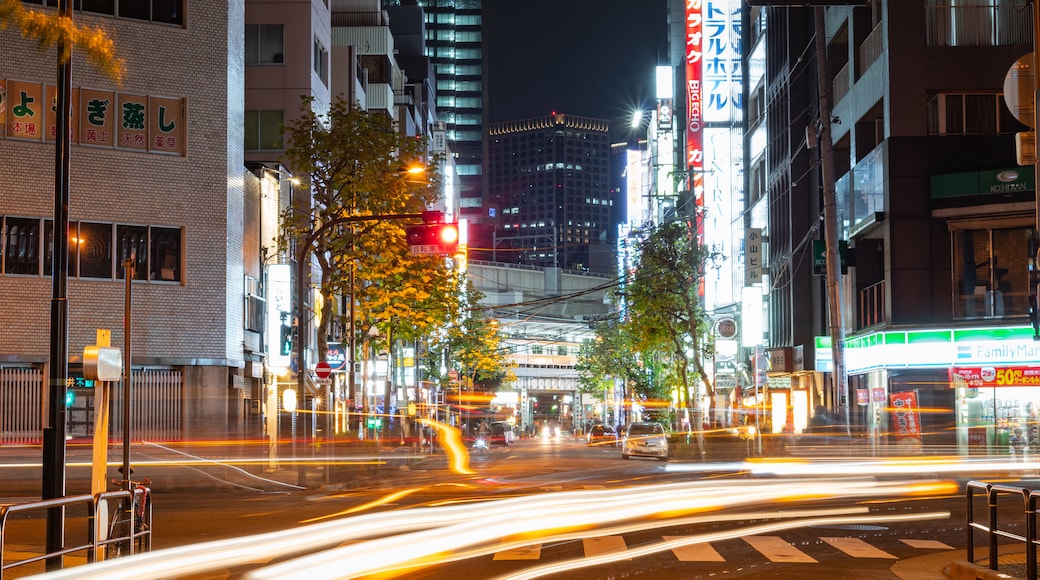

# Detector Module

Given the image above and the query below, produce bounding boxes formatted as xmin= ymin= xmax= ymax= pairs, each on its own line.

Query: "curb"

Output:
xmin=947 ymin=561 xmax=1022 ymax=580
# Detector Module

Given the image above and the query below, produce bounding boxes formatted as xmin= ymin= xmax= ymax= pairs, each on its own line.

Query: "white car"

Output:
xmin=622 ymin=422 xmax=669 ymax=461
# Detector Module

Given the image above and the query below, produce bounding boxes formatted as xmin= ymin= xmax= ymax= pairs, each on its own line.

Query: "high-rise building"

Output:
xmin=488 ymin=113 xmax=614 ymax=274
xmin=746 ymin=1 xmax=1037 ymax=451
xmin=401 ymin=0 xmax=485 ymax=222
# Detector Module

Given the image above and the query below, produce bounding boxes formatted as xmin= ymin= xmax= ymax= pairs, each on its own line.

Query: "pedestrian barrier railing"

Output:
xmin=966 ymin=480 xmax=1038 ymax=579
xmin=0 ymin=488 xmax=151 ymax=578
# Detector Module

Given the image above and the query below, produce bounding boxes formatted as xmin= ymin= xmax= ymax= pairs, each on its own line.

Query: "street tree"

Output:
xmin=0 ymin=0 xmax=125 ymax=83
xmin=422 ymin=283 xmax=513 ymax=427
xmin=280 ymin=97 xmax=457 ymax=370
xmin=624 ymin=220 xmax=719 ymax=430
xmin=577 ymin=310 xmax=675 ymax=427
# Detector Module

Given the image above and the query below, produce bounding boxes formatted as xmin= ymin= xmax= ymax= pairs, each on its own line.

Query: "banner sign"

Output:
xmin=949 ymin=366 xmax=1040 ymax=388
xmin=889 ymin=391 xmax=921 ymax=443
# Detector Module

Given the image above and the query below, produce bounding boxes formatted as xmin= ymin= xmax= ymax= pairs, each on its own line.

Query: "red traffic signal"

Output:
xmin=406 ymin=222 xmax=459 ymax=255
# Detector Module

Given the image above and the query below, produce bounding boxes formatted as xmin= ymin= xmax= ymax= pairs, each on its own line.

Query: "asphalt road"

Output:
xmin=0 ymin=436 xmax=1019 ymax=579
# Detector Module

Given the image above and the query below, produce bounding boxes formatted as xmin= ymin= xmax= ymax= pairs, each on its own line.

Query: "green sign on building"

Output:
xmin=812 ymin=240 xmax=848 ymax=276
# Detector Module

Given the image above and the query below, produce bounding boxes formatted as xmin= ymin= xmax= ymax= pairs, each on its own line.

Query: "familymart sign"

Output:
xmin=815 ymin=326 xmax=1040 ymax=373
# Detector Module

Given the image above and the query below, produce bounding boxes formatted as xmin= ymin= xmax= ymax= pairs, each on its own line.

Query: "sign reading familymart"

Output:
xmin=815 ymin=326 xmax=1040 ymax=373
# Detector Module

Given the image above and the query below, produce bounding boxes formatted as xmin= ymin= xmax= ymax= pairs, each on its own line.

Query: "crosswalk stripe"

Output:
xmin=583 ymin=536 xmax=628 ymax=558
xmin=901 ymin=539 xmax=954 ymax=550
xmin=821 ymin=537 xmax=897 ymax=559
xmin=743 ymin=536 xmax=818 ymax=563
xmin=663 ymin=537 xmax=725 ymax=562
xmin=493 ymin=544 xmax=542 ymax=560
xmin=489 ymin=534 xmax=955 ymax=564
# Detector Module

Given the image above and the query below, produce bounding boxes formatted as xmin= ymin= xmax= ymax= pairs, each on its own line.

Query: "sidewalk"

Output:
xmin=893 ymin=545 xmax=1028 ymax=580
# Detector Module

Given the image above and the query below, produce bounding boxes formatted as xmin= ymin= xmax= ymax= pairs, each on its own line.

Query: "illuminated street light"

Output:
xmin=631 ymin=110 xmax=645 ymax=129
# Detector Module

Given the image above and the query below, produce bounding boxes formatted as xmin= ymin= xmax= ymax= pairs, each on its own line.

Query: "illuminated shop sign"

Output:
xmin=685 ymin=0 xmax=704 ymax=175
xmin=950 ymin=366 xmax=1040 ymax=388
xmin=815 ymin=327 xmax=1040 ymax=373
xmin=703 ymin=1 xmax=741 ymax=124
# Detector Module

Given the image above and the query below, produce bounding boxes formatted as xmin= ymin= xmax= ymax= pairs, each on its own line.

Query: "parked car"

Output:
xmin=622 ymin=422 xmax=669 ymax=461
xmin=586 ymin=424 xmax=617 ymax=446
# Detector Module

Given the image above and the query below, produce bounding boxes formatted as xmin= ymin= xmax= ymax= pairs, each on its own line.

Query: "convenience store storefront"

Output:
xmin=817 ymin=326 xmax=1040 ymax=455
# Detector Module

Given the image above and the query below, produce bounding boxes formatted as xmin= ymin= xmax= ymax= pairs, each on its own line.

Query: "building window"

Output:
xmin=244 ymin=110 xmax=283 ymax=151
xmin=3 ymin=216 xmax=182 ymax=283
xmin=952 ymin=225 xmax=1031 ymax=320
xmin=557 ymin=346 xmax=567 ymax=356
xmin=313 ymin=36 xmax=328 ymax=86
xmin=925 ymin=0 xmax=1031 ymax=47
xmin=77 ymin=221 xmax=114 ymax=279
xmin=531 ymin=345 xmax=543 ymax=355
xmin=927 ymin=92 xmax=1024 ymax=136
xmin=150 ymin=226 xmax=181 ymax=282
xmin=244 ymin=276 xmax=264 ymax=333
xmin=117 ymin=224 xmax=149 ymax=280
xmin=2 ymin=217 xmax=40 ymax=275
xmin=245 ymin=24 xmax=284 ymax=65
xmin=24 ymin=0 xmax=183 ymax=25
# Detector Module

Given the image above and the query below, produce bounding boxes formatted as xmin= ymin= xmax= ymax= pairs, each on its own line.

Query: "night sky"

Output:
xmin=483 ymin=0 xmax=669 ymax=139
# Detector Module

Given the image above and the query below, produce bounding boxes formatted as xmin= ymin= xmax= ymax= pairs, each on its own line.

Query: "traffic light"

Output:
xmin=280 ymin=324 xmax=293 ymax=356
xmin=65 ymin=389 xmax=76 ymax=408
xmin=406 ymin=218 xmax=459 ymax=255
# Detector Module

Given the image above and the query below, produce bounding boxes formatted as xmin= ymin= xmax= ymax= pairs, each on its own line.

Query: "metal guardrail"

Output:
xmin=966 ymin=480 xmax=1039 ymax=579
xmin=0 ymin=488 xmax=151 ymax=578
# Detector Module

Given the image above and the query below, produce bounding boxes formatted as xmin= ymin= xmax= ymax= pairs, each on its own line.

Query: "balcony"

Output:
xmin=858 ymin=280 xmax=886 ymax=330
xmin=832 ymin=62 xmax=849 ymax=105
xmin=834 ymin=141 xmax=887 ymax=239
xmin=857 ymin=24 xmax=883 ymax=78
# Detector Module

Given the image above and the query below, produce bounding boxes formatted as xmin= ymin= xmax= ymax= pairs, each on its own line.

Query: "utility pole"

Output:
xmin=1033 ymin=3 xmax=1040 ymax=313
xmin=813 ymin=7 xmax=850 ymax=431
xmin=44 ymin=0 xmax=73 ymax=568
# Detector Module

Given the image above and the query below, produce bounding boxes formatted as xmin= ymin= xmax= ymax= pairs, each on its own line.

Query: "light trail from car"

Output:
xmin=27 ymin=477 xmax=956 ymax=580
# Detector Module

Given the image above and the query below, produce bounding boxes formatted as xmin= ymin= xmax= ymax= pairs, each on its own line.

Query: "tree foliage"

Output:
xmin=576 ymin=220 xmax=719 ymax=427
xmin=0 ymin=0 xmax=125 ymax=83
xmin=625 ymin=220 xmax=718 ymax=415
xmin=423 ymin=283 xmax=514 ymax=391
xmin=280 ymin=97 xmax=458 ymax=365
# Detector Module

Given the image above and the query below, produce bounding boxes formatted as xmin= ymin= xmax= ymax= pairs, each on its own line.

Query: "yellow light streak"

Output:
xmin=419 ymin=418 xmax=474 ymax=475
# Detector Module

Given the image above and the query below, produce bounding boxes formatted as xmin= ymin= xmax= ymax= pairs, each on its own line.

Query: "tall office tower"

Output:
xmin=488 ymin=113 xmax=615 ymax=275
xmin=385 ymin=0 xmax=486 ymax=224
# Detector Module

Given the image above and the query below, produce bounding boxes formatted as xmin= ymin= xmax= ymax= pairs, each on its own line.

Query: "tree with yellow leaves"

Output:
xmin=0 ymin=0 xmax=125 ymax=83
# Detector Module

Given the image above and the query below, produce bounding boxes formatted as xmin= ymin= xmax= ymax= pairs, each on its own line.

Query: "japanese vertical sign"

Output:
xmin=686 ymin=0 xmax=705 ymax=299
xmin=118 ymin=93 xmax=148 ymax=151
xmin=744 ymin=227 xmax=762 ymax=285
xmin=149 ymin=96 xmax=185 ymax=155
xmin=80 ymin=88 xmax=115 ymax=147
xmin=685 ymin=0 xmax=703 ymax=172
xmin=7 ymin=80 xmax=43 ymax=141
xmin=889 ymin=391 xmax=922 ymax=445
xmin=45 ymin=85 xmax=79 ymax=143
xmin=703 ymin=1 xmax=742 ymax=124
